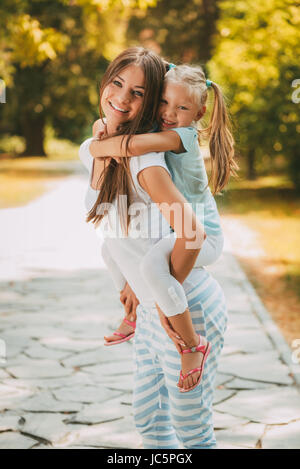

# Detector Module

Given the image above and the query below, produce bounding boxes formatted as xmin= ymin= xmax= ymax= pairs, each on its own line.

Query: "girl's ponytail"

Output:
xmin=206 ymin=82 xmax=239 ymax=195
xmin=165 ymin=64 xmax=239 ymax=195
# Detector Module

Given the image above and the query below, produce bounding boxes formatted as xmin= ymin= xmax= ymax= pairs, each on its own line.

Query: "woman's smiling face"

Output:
xmin=101 ymin=64 xmax=145 ymax=126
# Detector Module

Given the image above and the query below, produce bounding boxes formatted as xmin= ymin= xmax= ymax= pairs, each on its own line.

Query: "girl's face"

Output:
xmin=101 ymin=65 xmax=145 ymax=126
xmin=157 ymin=81 xmax=203 ymax=130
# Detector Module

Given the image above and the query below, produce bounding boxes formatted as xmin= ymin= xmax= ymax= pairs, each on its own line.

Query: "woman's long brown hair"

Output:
xmin=86 ymin=47 xmax=166 ymax=234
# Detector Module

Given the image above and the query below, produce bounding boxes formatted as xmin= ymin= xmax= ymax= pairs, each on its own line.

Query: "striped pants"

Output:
xmin=132 ymin=269 xmax=228 ymax=449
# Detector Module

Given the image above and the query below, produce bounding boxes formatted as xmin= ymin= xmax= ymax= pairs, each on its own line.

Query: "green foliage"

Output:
xmin=208 ymin=0 xmax=300 ymax=189
xmin=0 ymin=0 xmax=157 ymax=153
xmin=128 ymin=0 xmax=219 ymax=63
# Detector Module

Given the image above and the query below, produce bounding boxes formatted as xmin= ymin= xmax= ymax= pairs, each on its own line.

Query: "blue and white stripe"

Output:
xmin=132 ymin=269 xmax=228 ymax=449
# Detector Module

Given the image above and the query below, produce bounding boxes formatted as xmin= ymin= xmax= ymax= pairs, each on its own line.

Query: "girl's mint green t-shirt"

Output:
xmin=165 ymin=126 xmax=223 ymax=237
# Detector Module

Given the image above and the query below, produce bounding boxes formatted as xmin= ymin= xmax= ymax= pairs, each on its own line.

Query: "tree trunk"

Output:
xmin=247 ymin=148 xmax=256 ymax=180
xmin=201 ymin=0 xmax=219 ymax=62
xmin=20 ymin=111 xmax=46 ymax=157
xmin=15 ymin=63 xmax=48 ymax=157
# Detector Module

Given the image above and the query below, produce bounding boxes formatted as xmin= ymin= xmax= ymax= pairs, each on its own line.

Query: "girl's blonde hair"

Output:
xmin=165 ymin=64 xmax=239 ymax=195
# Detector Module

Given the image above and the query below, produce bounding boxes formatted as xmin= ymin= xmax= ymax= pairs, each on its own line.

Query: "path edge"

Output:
xmin=229 ymin=252 xmax=300 ymax=388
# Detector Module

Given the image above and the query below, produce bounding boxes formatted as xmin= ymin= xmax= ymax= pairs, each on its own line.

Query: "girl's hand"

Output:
xmin=94 ymin=123 xmax=121 ymax=164
xmin=156 ymin=305 xmax=185 ymax=354
xmin=92 ymin=119 xmax=106 ymax=138
xmin=92 ymin=122 xmax=112 ymax=163
xmin=95 ymin=123 xmax=108 ymax=141
xmin=120 ymin=282 xmax=139 ymax=321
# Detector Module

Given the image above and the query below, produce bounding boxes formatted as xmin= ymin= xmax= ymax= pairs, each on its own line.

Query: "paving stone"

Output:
xmin=0 ymin=312 xmax=60 ymax=327
xmin=0 ymin=432 xmax=37 ymax=449
xmin=19 ymin=390 xmax=82 ymax=413
xmin=33 ymin=444 xmax=99 ymax=449
xmin=0 ymin=334 xmax=35 ymax=359
xmin=221 ymin=344 xmax=243 ymax=356
xmin=0 ymin=415 xmax=21 ymax=431
xmin=213 ymin=411 xmax=249 ymax=429
xmin=0 ymin=383 xmax=34 ymax=408
xmin=224 ymin=377 xmax=279 ymax=390
xmin=215 ymin=373 xmax=234 ymax=388
xmin=261 ymin=420 xmax=300 ymax=449
xmin=25 ymin=343 xmax=72 ymax=360
xmin=222 ymin=327 xmax=273 ymax=353
xmin=1 ymin=378 xmax=37 ymax=392
xmin=61 ymin=347 xmax=129 ymax=368
xmin=39 ymin=336 xmax=101 ymax=352
xmin=54 ymin=416 xmax=142 ymax=449
xmin=213 ymin=388 xmax=236 ymax=405
xmin=52 ymin=385 xmax=122 ymax=404
xmin=17 ymin=371 xmax=95 ymax=390
xmin=6 ymin=326 xmax=66 ymax=342
xmin=214 ymin=386 xmax=300 ymax=424
xmin=100 ymin=373 xmax=134 ymax=393
xmin=7 ymin=359 xmax=73 ymax=379
xmin=215 ymin=422 xmax=265 ymax=448
xmin=83 ymin=359 xmax=134 ymax=378
xmin=226 ymin=311 xmax=262 ymax=329
xmin=0 ymin=369 xmax=9 ymax=379
xmin=65 ymin=398 xmax=132 ymax=425
xmin=218 ymin=351 xmax=293 ymax=385
xmin=216 ymin=442 xmax=250 ymax=449
xmin=17 ymin=412 xmax=71 ymax=443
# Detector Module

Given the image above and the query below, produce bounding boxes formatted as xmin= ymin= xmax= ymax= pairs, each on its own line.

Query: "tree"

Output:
xmin=127 ymin=0 xmax=219 ymax=64
xmin=0 ymin=0 xmax=156 ymax=156
xmin=208 ymin=0 xmax=300 ymax=188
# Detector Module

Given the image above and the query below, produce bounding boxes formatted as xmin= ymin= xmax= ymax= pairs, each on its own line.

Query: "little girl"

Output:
xmin=90 ymin=63 xmax=238 ymax=392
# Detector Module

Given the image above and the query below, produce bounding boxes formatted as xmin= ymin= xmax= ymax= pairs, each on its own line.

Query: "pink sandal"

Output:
xmin=104 ymin=317 xmax=136 ymax=346
xmin=178 ymin=334 xmax=211 ymax=393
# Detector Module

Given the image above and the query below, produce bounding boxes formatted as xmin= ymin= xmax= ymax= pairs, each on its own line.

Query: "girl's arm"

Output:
xmin=89 ymin=129 xmax=184 ymax=159
xmin=138 ymin=166 xmax=205 ymax=284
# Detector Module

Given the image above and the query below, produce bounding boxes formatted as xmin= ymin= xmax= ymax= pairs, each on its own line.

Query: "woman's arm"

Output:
xmin=138 ymin=167 xmax=206 ymax=284
xmin=89 ymin=129 xmax=184 ymax=159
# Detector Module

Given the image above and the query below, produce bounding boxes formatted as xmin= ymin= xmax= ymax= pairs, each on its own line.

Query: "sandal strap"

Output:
xmin=180 ymin=367 xmax=202 ymax=381
xmin=123 ymin=318 xmax=136 ymax=329
xmin=182 ymin=344 xmax=207 ymax=354
xmin=113 ymin=332 xmax=127 ymax=338
xmin=181 ymin=335 xmax=207 ymax=354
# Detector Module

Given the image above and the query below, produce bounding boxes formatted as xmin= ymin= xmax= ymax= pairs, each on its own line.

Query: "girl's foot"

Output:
xmin=177 ymin=335 xmax=209 ymax=391
xmin=104 ymin=315 xmax=136 ymax=344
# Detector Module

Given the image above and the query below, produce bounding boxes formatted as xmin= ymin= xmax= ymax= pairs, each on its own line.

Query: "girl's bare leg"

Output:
xmin=104 ymin=283 xmax=139 ymax=343
xmin=104 ymin=309 xmax=137 ymax=343
xmin=156 ymin=304 xmax=208 ymax=391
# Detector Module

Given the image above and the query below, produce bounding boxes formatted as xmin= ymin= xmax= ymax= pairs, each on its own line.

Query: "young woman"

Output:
xmin=90 ymin=63 xmax=238 ymax=392
xmin=79 ymin=47 xmax=228 ymax=448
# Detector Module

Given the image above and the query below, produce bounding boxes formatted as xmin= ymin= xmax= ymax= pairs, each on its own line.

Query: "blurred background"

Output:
xmin=0 ymin=0 xmax=299 ymax=345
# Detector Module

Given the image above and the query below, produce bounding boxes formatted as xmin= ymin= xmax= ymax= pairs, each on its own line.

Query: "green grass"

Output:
xmin=0 ymin=134 xmax=79 ymax=208
xmin=216 ymin=171 xmax=300 ymax=298
xmin=0 ymin=132 xmax=79 ymax=161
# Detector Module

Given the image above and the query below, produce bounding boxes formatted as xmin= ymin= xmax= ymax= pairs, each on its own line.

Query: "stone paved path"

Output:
xmin=0 ymin=168 xmax=300 ymax=449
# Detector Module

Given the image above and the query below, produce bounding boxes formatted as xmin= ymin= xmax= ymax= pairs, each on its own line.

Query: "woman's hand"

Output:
xmin=120 ymin=282 xmax=139 ymax=321
xmin=156 ymin=305 xmax=186 ymax=354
